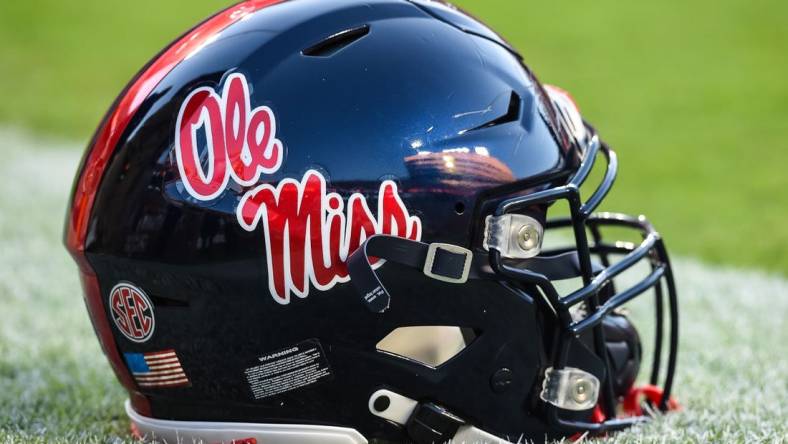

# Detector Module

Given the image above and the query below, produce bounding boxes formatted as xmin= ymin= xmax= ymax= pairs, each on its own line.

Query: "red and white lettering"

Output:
xmin=175 ymin=73 xmax=283 ymax=201
xmin=175 ymin=75 xmax=423 ymax=305
xmin=109 ymin=283 xmax=155 ymax=342
xmin=237 ymin=170 xmax=422 ymax=304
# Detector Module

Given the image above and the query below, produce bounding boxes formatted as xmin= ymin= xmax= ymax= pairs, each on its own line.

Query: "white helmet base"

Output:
xmin=126 ymin=400 xmax=368 ymax=444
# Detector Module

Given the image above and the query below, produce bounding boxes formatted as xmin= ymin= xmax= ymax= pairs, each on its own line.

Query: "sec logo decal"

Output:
xmin=109 ymin=283 xmax=155 ymax=343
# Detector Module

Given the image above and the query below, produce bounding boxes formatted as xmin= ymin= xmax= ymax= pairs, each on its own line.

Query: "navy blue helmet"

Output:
xmin=65 ymin=1 xmax=679 ymax=442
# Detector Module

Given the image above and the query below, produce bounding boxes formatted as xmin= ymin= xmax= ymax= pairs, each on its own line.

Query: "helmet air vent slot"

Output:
xmin=467 ymin=91 xmax=522 ymax=132
xmin=148 ymin=293 xmax=190 ymax=308
xmin=302 ymin=25 xmax=371 ymax=57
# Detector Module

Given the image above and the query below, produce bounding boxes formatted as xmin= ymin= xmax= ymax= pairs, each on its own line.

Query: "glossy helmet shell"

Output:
xmin=66 ymin=0 xmax=593 ymax=442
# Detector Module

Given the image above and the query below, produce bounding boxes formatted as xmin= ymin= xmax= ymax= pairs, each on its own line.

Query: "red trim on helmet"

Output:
xmin=78 ymin=269 xmax=152 ymax=414
xmin=569 ymin=405 xmax=606 ymax=441
xmin=623 ymin=384 xmax=681 ymax=416
xmin=64 ymin=0 xmax=284 ymax=417
xmin=66 ymin=0 xmax=285 ymax=256
xmin=544 ymin=84 xmax=581 ymax=113
xmin=569 ymin=385 xmax=680 ymax=440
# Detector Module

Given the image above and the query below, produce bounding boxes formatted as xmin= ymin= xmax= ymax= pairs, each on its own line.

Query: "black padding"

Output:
xmin=406 ymin=402 xmax=465 ymax=444
xmin=607 ymin=341 xmax=631 ymax=371
xmin=507 ymin=251 xmax=603 ymax=281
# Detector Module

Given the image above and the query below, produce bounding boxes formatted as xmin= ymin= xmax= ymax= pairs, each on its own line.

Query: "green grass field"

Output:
xmin=1 ymin=0 xmax=787 ymax=443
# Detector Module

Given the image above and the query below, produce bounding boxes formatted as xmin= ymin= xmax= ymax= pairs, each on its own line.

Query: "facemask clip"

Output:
xmin=540 ymin=367 xmax=600 ymax=411
xmin=484 ymin=214 xmax=544 ymax=259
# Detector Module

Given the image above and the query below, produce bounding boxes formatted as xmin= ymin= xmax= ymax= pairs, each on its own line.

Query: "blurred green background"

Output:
xmin=0 ymin=0 xmax=786 ymax=274
xmin=1 ymin=2 xmax=788 ymax=443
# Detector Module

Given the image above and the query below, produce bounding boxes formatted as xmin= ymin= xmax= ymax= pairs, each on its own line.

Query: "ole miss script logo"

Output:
xmin=109 ymin=283 xmax=155 ymax=342
xmin=175 ymin=73 xmax=422 ymax=305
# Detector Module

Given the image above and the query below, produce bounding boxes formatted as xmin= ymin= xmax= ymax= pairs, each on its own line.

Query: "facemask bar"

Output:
xmin=488 ymin=134 xmax=679 ymax=433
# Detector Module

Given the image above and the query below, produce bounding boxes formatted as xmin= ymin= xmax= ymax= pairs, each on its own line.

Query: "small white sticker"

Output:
xmin=244 ymin=339 xmax=332 ymax=400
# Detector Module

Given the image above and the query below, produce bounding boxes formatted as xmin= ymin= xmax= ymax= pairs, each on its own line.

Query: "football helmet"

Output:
xmin=65 ymin=0 xmax=679 ymax=442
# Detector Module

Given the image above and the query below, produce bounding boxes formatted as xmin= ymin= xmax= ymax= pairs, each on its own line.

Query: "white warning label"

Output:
xmin=244 ymin=339 xmax=332 ymax=400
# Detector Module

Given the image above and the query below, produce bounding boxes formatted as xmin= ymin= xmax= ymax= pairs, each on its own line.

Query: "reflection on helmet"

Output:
xmin=65 ymin=1 xmax=679 ymax=443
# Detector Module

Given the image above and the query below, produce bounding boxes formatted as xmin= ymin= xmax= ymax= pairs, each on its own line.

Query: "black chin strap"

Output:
xmin=347 ymin=235 xmax=595 ymax=313
xmin=347 ymin=235 xmax=479 ymax=313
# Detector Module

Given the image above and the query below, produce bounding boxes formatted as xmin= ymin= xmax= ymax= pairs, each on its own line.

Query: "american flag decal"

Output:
xmin=124 ymin=349 xmax=190 ymax=388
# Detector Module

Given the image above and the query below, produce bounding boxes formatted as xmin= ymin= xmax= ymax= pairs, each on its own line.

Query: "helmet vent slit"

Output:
xmin=467 ymin=91 xmax=522 ymax=132
xmin=302 ymin=25 xmax=370 ymax=57
xmin=148 ymin=294 xmax=189 ymax=308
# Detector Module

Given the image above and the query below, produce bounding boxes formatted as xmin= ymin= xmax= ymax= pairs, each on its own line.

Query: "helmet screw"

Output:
xmin=517 ymin=223 xmax=541 ymax=252
xmin=373 ymin=395 xmax=391 ymax=412
xmin=572 ymin=378 xmax=592 ymax=404
xmin=490 ymin=368 xmax=514 ymax=393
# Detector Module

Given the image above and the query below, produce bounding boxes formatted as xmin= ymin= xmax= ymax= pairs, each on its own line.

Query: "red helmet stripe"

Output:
xmin=64 ymin=0 xmax=284 ymax=417
xmin=66 ymin=0 xmax=284 ymax=256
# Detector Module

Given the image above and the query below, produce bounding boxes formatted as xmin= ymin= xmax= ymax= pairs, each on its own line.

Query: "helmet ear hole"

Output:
xmin=454 ymin=202 xmax=466 ymax=215
xmin=377 ymin=326 xmax=475 ymax=368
